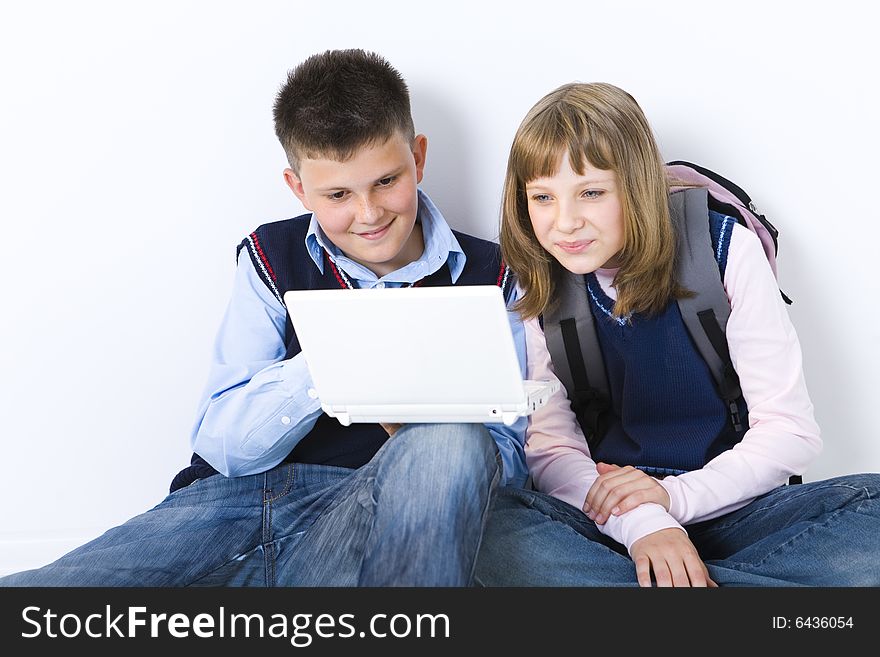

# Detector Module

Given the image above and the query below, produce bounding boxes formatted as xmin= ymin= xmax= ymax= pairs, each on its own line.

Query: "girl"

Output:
xmin=475 ymin=82 xmax=880 ymax=586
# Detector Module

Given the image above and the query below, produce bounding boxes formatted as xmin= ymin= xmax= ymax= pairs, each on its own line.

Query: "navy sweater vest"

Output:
xmin=586 ymin=211 xmax=748 ymax=475
xmin=169 ymin=215 xmax=510 ymax=492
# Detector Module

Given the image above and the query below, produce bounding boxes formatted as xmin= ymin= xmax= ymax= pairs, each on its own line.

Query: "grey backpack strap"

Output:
xmin=543 ymin=270 xmax=610 ymax=451
xmin=672 ymin=187 xmax=743 ymax=431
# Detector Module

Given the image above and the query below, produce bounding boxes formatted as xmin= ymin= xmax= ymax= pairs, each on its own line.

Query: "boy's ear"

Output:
xmin=283 ymin=168 xmax=311 ymax=209
xmin=412 ymin=134 xmax=428 ymax=184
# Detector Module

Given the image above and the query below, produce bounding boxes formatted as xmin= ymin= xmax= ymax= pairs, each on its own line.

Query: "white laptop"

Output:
xmin=283 ymin=285 xmax=559 ymax=426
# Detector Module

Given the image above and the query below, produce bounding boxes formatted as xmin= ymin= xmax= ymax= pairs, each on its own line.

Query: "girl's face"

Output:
xmin=525 ymin=150 xmax=625 ymax=274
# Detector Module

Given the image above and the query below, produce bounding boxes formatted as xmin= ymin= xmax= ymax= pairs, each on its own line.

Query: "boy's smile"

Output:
xmin=284 ymin=133 xmax=428 ymax=277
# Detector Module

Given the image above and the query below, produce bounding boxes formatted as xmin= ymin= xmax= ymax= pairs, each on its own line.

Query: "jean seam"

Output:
xmin=704 ymin=482 xmax=866 ymax=534
xmin=720 ymin=505 xmax=850 ymax=571
xmin=263 ymin=485 xmax=274 ymax=586
xmin=262 ymin=467 xmax=296 ymax=586
xmin=523 ymin=489 xmax=591 ymax=529
xmin=184 ymin=546 xmax=264 ymax=587
xmin=855 ymin=483 xmax=872 ymax=513
xmin=465 ymin=458 xmax=502 ymax=584
xmin=713 ymin=482 xmax=870 ymax=570
xmin=353 ymin=466 xmax=383 ymax=584
xmin=265 ymin=463 xmax=296 ymax=503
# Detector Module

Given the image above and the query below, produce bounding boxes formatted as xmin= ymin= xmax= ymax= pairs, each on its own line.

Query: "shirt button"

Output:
xmin=281 ymin=416 xmax=291 ymax=425
xmin=376 ymin=281 xmax=385 ymax=289
xmin=307 ymin=388 xmax=318 ymax=399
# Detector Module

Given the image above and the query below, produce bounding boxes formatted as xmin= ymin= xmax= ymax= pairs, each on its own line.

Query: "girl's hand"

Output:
xmin=630 ymin=528 xmax=717 ymax=587
xmin=583 ymin=462 xmax=670 ymax=523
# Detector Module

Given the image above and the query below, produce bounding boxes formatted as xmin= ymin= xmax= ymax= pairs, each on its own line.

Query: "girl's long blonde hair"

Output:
xmin=500 ymin=82 xmax=690 ymax=320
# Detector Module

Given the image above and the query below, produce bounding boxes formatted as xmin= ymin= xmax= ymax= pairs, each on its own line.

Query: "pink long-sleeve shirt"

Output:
xmin=524 ymin=222 xmax=822 ymax=554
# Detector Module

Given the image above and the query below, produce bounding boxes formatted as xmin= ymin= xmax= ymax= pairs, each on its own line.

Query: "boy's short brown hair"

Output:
xmin=273 ymin=49 xmax=415 ymax=171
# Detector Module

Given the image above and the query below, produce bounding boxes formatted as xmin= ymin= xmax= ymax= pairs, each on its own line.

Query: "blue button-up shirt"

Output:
xmin=190 ymin=190 xmax=528 ymax=486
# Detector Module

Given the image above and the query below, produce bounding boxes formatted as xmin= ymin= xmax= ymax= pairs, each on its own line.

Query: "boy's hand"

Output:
xmin=630 ymin=528 xmax=717 ymax=587
xmin=583 ymin=462 xmax=670 ymax=523
xmin=380 ymin=423 xmax=404 ymax=437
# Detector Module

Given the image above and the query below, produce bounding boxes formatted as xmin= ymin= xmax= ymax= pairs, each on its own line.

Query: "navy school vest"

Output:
xmin=169 ymin=214 xmax=511 ymax=492
xmin=559 ymin=209 xmax=747 ymax=476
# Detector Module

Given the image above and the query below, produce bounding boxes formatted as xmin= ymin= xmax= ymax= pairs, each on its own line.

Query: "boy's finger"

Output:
xmin=380 ymin=422 xmax=403 ymax=436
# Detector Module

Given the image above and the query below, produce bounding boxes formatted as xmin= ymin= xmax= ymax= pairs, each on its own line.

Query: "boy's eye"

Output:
xmin=328 ymin=191 xmax=347 ymax=200
xmin=377 ymin=176 xmax=396 ymax=186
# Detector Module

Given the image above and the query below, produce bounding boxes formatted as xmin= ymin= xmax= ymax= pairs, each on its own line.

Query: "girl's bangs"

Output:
xmin=512 ymin=105 xmax=613 ymax=183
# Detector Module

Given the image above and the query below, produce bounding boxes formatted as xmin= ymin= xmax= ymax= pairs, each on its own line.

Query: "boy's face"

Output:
xmin=525 ymin=150 xmax=625 ymax=274
xmin=285 ymin=133 xmax=428 ymax=277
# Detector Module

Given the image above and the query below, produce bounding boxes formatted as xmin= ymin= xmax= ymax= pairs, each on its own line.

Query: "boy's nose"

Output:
xmin=357 ymin=196 xmax=382 ymax=224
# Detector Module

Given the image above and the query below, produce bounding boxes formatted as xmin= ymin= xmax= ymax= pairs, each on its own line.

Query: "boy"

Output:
xmin=0 ymin=49 xmax=527 ymax=587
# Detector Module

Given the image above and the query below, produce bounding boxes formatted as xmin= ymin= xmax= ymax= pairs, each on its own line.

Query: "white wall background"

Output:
xmin=1 ymin=0 xmax=878 ymax=576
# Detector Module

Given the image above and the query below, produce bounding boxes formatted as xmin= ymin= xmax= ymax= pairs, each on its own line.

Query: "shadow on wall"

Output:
xmin=409 ymin=84 xmax=488 ymax=240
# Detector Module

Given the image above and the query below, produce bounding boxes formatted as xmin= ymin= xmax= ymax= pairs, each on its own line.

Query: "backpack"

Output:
xmin=666 ymin=160 xmax=789 ymax=303
xmin=541 ymin=161 xmax=802 ymax=483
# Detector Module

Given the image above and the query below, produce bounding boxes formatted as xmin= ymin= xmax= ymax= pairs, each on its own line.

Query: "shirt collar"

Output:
xmin=304 ymin=188 xmax=466 ymax=285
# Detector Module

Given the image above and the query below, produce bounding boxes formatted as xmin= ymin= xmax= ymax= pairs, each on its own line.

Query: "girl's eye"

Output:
xmin=583 ymin=190 xmax=604 ymax=199
xmin=531 ymin=194 xmax=551 ymax=203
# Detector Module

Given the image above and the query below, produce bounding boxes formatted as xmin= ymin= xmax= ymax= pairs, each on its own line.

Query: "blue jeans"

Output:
xmin=474 ymin=473 xmax=880 ymax=586
xmin=0 ymin=423 xmax=500 ymax=586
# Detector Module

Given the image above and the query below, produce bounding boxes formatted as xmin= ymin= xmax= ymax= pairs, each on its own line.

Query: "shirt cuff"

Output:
xmin=279 ymin=353 xmax=322 ymax=410
xmin=598 ymin=502 xmax=686 ymax=555
xmin=658 ymin=477 xmax=685 ymax=523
